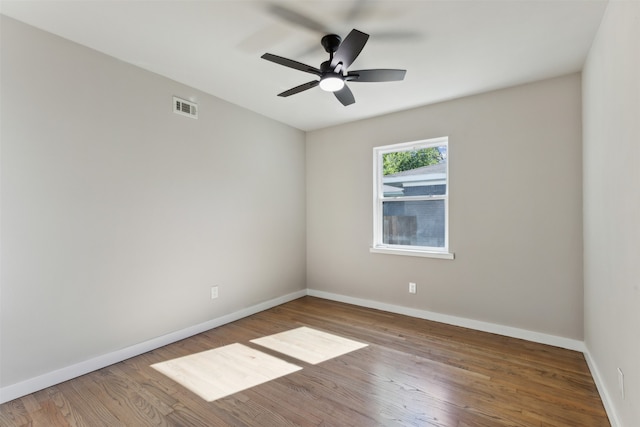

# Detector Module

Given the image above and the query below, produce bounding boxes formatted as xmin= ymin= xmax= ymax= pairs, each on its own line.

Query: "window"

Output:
xmin=371 ymin=137 xmax=453 ymax=259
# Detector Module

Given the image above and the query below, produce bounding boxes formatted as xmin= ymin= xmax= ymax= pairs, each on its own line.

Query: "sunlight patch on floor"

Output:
xmin=251 ymin=326 xmax=368 ymax=364
xmin=151 ymin=343 xmax=302 ymax=402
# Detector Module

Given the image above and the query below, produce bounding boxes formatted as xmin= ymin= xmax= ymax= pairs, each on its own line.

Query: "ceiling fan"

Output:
xmin=267 ymin=2 xmax=420 ymax=50
xmin=261 ymin=29 xmax=406 ymax=106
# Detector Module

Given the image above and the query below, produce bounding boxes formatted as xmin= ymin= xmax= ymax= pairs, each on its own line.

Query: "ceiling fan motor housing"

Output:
xmin=321 ymin=34 xmax=342 ymax=54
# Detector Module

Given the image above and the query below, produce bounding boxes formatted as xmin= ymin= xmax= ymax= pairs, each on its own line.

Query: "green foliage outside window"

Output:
xmin=383 ymin=148 xmax=443 ymax=176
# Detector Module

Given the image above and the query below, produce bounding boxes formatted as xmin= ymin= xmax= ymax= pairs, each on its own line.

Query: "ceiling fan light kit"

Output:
xmin=319 ymin=76 xmax=344 ymax=92
xmin=261 ymin=29 xmax=406 ymax=106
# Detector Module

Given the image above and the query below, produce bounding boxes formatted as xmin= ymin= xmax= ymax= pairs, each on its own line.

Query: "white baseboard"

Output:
xmin=0 ymin=289 xmax=307 ymax=404
xmin=4 ymin=287 xmax=617 ymax=427
xmin=309 ymin=290 xmax=625 ymax=424
xmin=583 ymin=348 xmax=621 ymax=427
xmin=307 ymin=289 xmax=586 ymax=352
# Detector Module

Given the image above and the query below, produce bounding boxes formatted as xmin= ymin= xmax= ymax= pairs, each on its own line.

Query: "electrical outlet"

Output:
xmin=210 ymin=286 xmax=219 ymax=299
xmin=409 ymin=282 xmax=417 ymax=294
xmin=617 ymin=368 xmax=625 ymax=399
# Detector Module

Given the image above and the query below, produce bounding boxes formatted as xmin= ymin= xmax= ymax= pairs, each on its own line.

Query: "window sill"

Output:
xmin=369 ymin=246 xmax=455 ymax=259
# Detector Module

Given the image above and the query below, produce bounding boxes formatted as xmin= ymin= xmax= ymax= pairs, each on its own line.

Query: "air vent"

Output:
xmin=173 ymin=96 xmax=198 ymax=119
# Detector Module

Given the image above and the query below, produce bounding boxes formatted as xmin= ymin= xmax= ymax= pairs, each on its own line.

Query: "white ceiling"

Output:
xmin=1 ymin=0 xmax=608 ymax=131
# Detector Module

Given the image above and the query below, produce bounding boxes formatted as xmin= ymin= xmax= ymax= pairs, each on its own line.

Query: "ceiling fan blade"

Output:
xmin=268 ymin=4 xmax=330 ymax=34
xmin=261 ymin=53 xmax=322 ymax=76
xmin=344 ymin=0 xmax=369 ymax=22
xmin=347 ymin=69 xmax=407 ymax=82
xmin=331 ymin=29 xmax=369 ymax=70
xmin=334 ymin=85 xmax=356 ymax=106
xmin=278 ymin=80 xmax=320 ymax=97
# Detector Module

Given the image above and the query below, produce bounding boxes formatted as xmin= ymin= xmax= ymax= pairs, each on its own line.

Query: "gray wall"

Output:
xmin=307 ymin=74 xmax=584 ymax=340
xmin=583 ymin=1 xmax=640 ymax=425
xmin=0 ymin=16 xmax=306 ymax=387
xmin=6 ymin=9 xmax=635 ymax=423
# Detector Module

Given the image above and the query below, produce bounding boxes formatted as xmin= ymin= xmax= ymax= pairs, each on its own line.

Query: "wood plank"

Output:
xmin=0 ymin=296 xmax=610 ymax=426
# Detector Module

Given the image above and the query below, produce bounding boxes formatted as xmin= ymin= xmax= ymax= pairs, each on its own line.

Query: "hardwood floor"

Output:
xmin=0 ymin=297 xmax=610 ymax=426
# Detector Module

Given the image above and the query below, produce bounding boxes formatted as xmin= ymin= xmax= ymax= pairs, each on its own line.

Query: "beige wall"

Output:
xmin=5 ymin=6 xmax=635 ymax=421
xmin=0 ymin=16 xmax=306 ymax=387
xmin=307 ymin=74 xmax=584 ymax=340
xmin=583 ymin=1 xmax=640 ymax=425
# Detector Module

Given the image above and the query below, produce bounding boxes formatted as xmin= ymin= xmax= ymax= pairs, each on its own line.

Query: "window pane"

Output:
xmin=374 ymin=138 xmax=448 ymax=254
xmin=383 ymin=200 xmax=445 ymax=247
xmin=382 ymin=146 xmax=447 ymax=197
xmin=382 ymin=146 xmax=445 ymax=176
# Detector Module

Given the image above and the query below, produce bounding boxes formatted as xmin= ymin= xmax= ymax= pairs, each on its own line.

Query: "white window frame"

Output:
xmin=370 ymin=137 xmax=454 ymax=259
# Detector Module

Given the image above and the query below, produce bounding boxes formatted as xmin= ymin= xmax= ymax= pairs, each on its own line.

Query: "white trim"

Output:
xmin=370 ymin=246 xmax=455 ymax=259
xmin=307 ymin=289 xmax=585 ymax=352
xmin=0 ymin=289 xmax=307 ymax=404
xmin=383 ymin=173 xmax=446 ymax=184
xmin=373 ymin=137 xmax=450 ymax=253
xmin=309 ymin=289 xmax=619 ymax=422
xmin=375 ymin=136 xmax=449 ymax=153
xmin=583 ymin=348 xmax=622 ymax=427
xmin=382 ymin=195 xmax=447 ymax=202
xmin=3 ymin=287 xmax=616 ymax=427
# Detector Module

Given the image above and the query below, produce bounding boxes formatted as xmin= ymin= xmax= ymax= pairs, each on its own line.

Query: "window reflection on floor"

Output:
xmin=151 ymin=327 xmax=367 ymax=401
xmin=251 ymin=326 xmax=368 ymax=364
xmin=151 ymin=343 xmax=302 ymax=401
